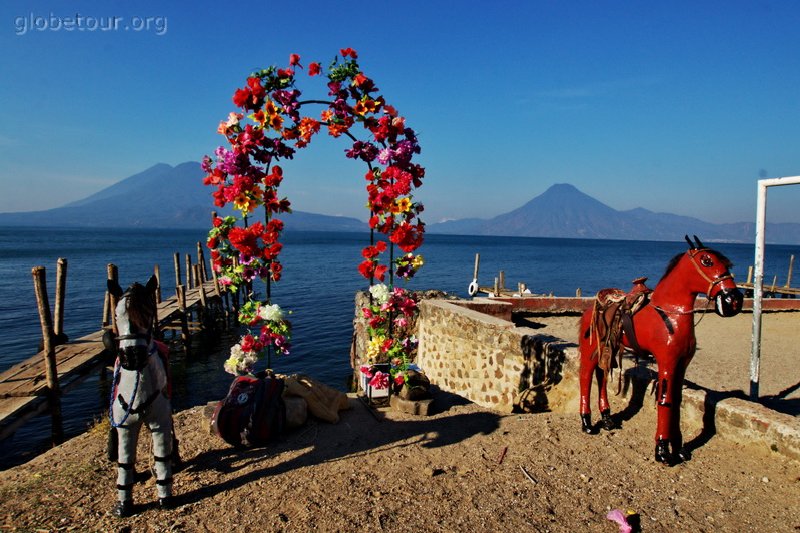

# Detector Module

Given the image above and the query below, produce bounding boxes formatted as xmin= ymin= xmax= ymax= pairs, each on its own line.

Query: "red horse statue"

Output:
xmin=578 ymin=235 xmax=743 ymax=465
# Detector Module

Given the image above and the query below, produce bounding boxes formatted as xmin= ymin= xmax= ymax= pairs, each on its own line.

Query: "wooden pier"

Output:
xmin=0 ymin=247 xmax=230 ymax=443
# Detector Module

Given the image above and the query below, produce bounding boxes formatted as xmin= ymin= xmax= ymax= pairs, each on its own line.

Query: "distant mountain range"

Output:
xmin=0 ymin=162 xmax=368 ymax=232
xmin=428 ymin=183 xmax=800 ymax=244
xmin=1 ymin=165 xmax=797 ymax=244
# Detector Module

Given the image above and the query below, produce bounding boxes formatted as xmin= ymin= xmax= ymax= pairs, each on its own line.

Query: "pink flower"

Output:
xmin=368 ymin=371 xmax=389 ymax=389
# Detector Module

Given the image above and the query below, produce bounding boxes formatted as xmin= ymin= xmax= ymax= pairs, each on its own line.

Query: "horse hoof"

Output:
xmin=114 ymin=500 xmax=134 ymax=518
xmin=600 ymin=410 xmax=616 ymax=431
xmin=580 ymin=414 xmax=596 ymax=434
xmin=655 ymin=440 xmax=674 ymax=466
xmin=675 ymin=447 xmax=692 ymax=463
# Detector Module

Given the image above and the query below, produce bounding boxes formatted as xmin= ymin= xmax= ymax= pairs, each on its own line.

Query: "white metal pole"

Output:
xmin=750 ymin=182 xmax=767 ymax=399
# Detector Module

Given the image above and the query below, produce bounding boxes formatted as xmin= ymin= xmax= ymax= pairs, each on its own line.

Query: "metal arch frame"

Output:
xmin=750 ymin=175 xmax=800 ymax=399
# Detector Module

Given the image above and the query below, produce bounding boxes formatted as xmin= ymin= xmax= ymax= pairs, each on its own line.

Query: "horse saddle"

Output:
xmin=590 ymin=277 xmax=652 ymax=373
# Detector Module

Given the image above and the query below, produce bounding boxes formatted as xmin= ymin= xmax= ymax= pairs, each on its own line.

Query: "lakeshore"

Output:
xmin=1 ymin=311 xmax=798 ymax=532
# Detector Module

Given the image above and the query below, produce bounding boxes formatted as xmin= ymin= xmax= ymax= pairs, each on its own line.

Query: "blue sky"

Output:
xmin=1 ymin=0 xmax=799 ymax=226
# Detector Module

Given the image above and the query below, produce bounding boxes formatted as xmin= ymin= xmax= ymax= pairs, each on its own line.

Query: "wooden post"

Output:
xmin=197 ymin=241 xmax=208 ymax=283
xmin=177 ymin=284 xmax=190 ymax=346
xmin=193 ymin=264 xmax=201 ymax=292
xmin=746 ymin=265 xmax=753 ymax=285
xmin=32 ymin=266 xmax=64 ymax=444
xmin=185 ymin=254 xmax=193 ymax=289
xmin=576 ymin=288 xmax=582 ymax=297
xmin=54 ymin=258 xmax=67 ymax=341
xmin=154 ymin=264 xmax=162 ymax=303
xmin=106 ymin=263 xmax=119 ymax=335
xmin=473 ymin=253 xmax=480 ymax=281
xmin=786 ymin=254 xmax=794 ymax=288
xmin=499 ymin=270 xmax=505 ymax=290
xmin=173 ymin=252 xmax=181 ymax=289
xmin=493 ymin=277 xmax=499 ymax=297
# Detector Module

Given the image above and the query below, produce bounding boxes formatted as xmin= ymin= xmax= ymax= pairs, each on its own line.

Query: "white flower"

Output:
xmin=369 ymin=283 xmax=390 ymax=305
xmin=224 ymin=354 xmax=242 ymax=375
xmin=258 ymin=303 xmax=284 ymax=322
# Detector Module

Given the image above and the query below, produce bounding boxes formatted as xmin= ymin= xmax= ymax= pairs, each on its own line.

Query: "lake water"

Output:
xmin=1 ymin=226 xmax=796 ymax=468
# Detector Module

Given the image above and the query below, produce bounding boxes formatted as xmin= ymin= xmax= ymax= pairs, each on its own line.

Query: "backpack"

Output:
xmin=212 ymin=375 xmax=286 ymax=447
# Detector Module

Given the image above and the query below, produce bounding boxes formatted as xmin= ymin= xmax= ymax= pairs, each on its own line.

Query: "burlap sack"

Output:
xmin=281 ymin=373 xmax=350 ymax=424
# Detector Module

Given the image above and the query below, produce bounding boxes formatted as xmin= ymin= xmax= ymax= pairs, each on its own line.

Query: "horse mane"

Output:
xmin=659 ymin=248 xmax=733 ymax=284
xmin=124 ymin=282 xmax=155 ymax=332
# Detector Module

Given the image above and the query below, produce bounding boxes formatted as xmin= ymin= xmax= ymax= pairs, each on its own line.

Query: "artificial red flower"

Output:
xmin=361 ymin=240 xmax=387 ymax=259
xmin=289 ymin=53 xmax=301 ymax=67
xmin=308 ymin=62 xmax=321 ymax=76
xmin=353 ymin=73 xmax=369 ymax=87
xmin=270 ymin=261 xmax=283 ymax=281
xmin=264 ymin=166 xmax=283 ymax=187
xmin=340 ymin=47 xmax=358 ymax=58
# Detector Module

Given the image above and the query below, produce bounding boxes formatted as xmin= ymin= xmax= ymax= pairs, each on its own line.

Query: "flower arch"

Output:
xmin=202 ymin=49 xmax=425 ymax=389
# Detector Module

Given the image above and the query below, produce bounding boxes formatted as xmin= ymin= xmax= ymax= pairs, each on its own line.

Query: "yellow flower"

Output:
xmin=233 ymin=193 xmax=258 ymax=214
xmin=366 ymin=335 xmax=385 ymax=360
xmin=412 ymin=255 xmax=424 ymax=268
xmin=392 ymin=197 xmax=411 ymax=214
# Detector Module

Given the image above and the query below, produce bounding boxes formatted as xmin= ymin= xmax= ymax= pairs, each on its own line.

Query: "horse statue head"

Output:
xmin=678 ymin=235 xmax=743 ymax=317
xmin=107 ymin=275 xmax=158 ymax=371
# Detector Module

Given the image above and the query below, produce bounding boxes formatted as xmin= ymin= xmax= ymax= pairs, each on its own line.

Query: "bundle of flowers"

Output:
xmin=360 ymin=283 xmax=420 ymax=390
xmin=223 ymin=301 xmax=291 ymax=375
xmin=202 ymin=48 xmax=425 ymax=375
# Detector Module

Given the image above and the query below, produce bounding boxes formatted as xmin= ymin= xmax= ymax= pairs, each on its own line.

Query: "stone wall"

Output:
xmin=351 ymin=294 xmax=572 ymax=413
xmin=414 ymin=299 xmax=571 ymax=413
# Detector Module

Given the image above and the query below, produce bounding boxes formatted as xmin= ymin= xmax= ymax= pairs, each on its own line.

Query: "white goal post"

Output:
xmin=750 ymin=175 xmax=800 ymax=399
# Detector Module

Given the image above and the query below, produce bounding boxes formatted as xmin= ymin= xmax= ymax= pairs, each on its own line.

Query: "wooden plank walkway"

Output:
xmin=736 ymin=282 xmax=800 ymax=297
xmin=0 ymin=280 xmax=220 ymax=441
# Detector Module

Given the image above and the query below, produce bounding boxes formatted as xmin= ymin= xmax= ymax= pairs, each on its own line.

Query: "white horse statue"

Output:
xmin=107 ymin=275 xmax=174 ymax=517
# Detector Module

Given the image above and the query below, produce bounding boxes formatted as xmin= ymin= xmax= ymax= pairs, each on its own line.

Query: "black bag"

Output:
xmin=211 ymin=375 xmax=286 ymax=447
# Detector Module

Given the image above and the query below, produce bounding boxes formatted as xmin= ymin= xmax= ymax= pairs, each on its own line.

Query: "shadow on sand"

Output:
xmin=170 ymin=390 xmax=500 ymax=508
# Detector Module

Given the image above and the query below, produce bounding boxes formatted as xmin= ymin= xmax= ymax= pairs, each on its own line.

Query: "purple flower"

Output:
xmin=327 ymin=81 xmax=342 ymax=96
xmin=345 ymin=141 xmax=378 ymax=162
xmin=378 ymin=147 xmax=393 ymax=165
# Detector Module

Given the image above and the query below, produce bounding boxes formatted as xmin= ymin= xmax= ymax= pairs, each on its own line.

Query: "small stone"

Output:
xmin=761 ymin=476 xmax=769 ymax=483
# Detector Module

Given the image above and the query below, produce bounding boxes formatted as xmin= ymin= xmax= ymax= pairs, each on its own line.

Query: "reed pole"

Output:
xmin=32 ymin=266 xmax=64 ymax=444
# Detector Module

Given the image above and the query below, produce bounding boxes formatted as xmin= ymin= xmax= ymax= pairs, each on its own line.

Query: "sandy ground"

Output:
xmin=1 ymin=311 xmax=798 ymax=532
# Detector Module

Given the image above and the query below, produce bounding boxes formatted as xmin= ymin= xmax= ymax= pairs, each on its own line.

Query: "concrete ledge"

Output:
xmin=682 ymin=388 xmax=800 ymax=461
xmin=451 ymin=298 xmax=513 ymax=322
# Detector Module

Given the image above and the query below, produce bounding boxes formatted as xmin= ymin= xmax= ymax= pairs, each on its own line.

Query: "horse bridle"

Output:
xmin=686 ymin=248 xmax=734 ymax=299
